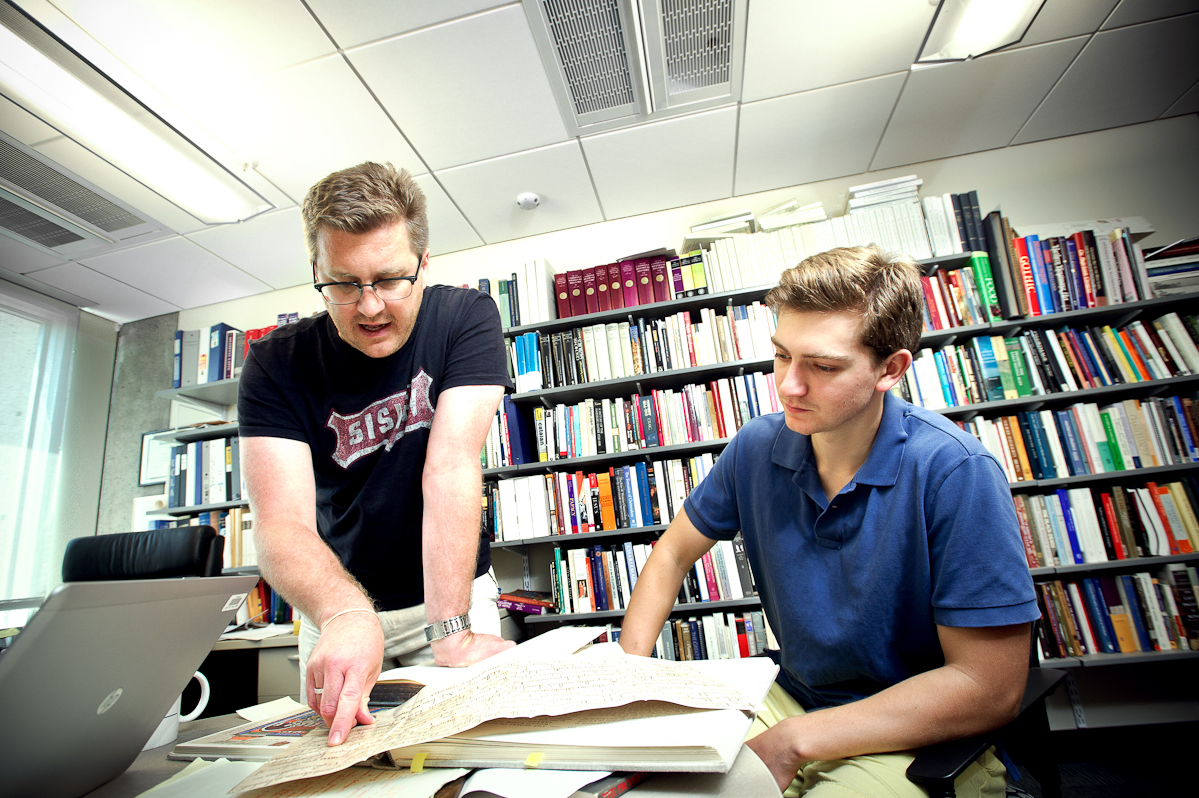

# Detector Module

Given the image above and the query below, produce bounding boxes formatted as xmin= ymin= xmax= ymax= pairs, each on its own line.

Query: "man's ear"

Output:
xmin=876 ymin=349 xmax=913 ymax=393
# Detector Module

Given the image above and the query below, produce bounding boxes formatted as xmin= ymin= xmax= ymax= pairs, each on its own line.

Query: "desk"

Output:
xmin=84 ymin=715 xmax=782 ymax=798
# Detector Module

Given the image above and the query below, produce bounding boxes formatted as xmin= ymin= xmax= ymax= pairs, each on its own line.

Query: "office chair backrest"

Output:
xmin=62 ymin=526 xmax=224 ymax=581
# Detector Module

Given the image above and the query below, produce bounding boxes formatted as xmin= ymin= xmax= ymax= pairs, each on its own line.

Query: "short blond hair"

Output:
xmin=764 ymin=245 xmax=923 ymax=362
xmin=302 ymin=162 xmax=428 ymax=262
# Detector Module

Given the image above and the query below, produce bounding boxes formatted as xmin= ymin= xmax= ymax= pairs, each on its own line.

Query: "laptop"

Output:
xmin=0 ymin=575 xmax=260 ymax=798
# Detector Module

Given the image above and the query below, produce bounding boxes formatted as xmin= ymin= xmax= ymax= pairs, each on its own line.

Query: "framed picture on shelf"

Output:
xmin=139 ymin=430 xmax=173 ymax=486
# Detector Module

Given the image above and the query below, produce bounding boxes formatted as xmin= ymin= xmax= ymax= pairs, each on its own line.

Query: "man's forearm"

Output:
xmin=255 ymin=521 xmax=373 ymax=626
xmin=619 ymin=548 xmax=689 ymax=656
xmin=421 ymin=462 xmax=483 ymax=622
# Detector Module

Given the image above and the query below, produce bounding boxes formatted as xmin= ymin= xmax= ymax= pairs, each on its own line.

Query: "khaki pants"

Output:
xmin=747 ymin=682 xmax=1008 ymax=798
xmin=297 ymin=569 xmax=503 ymax=694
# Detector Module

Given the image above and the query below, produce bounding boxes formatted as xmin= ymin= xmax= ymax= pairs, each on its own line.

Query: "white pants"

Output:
xmin=297 ymin=568 xmax=502 ymax=695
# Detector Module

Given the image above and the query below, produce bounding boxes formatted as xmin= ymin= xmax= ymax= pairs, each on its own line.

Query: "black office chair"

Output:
xmin=62 ymin=526 xmax=224 ymax=581
xmin=906 ymin=622 xmax=1067 ymax=798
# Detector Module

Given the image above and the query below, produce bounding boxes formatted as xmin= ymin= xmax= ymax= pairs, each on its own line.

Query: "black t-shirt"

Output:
xmin=237 ymin=285 xmax=514 ymax=611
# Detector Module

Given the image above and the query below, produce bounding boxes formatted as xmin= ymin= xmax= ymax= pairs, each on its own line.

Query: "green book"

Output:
xmin=968 ymin=253 xmax=1001 ymax=322
xmin=1004 ymin=338 xmax=1033 ymax=397
xmin=1098 ymin=410 xmax=1125 ymax=471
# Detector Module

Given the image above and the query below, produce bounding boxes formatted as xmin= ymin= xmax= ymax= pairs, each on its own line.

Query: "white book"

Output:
xmin=1043 ymin=332 xmax=1079 ymax=391
xmin=603 ymin=323 xmax=623 ymax=379
xmin=1151 ymin=318 xmax=1192 ymax=375
xmin=529 ymin=476 xmax=552 ymax=538
xmin=1066 ymin=488 xmax=1107 ymax=563
xmin=580 ymin=325 xmax=599 ymax=383
xmin=1064 ymin=582 xmax=1098 ymax=653
xmin=1133 ymin=571 xmax=1172 ymax=648
xmin=591 ymin=324 xmax=612 ymax=382
xmin=1075 ymin=404 xmax=1107 ymax=474
xmin=1133 ymin=488 xmax=1169 ymax=557
xmin=496 ymin=478 xmax=519 ymax=542
xmin=1129 ymin=320 xmax=1170 ymax=378
xmin=1157 ymin=313 xmax=1199 ymax=373
xmin=1044 ymin=493 xmax=1076 ymax=565
xmin=516 ymin=263 xmax=532 ymax=327
xmin=617 ymin=322 xmax=635 ymax=377
xmin=941 ymin=194 xmax=964 ymax=254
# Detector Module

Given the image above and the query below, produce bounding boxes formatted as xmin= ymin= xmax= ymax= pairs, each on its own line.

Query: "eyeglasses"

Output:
xmin=313 ymin=275 xmax=418 ymax=304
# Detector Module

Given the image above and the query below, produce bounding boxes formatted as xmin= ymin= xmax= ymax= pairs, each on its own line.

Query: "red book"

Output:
xmin=700 ymin=551 xmax=721 ymax=600
xmin=709 ymin=380 xmax=727 ymax=438
xmin=567 ymin=269 xmax=587 ymax=317
xmin=582 ymin=268 xmax=600 ymax=315
xmin=620 ymin=259 xmax=639 ymax=308
xmin=1069 ymin=232 xmax=1096 ymax=308
xmin=634 ymin=257 xmax=654 ymax=305
xmin=594 ymin=265 xmax=612 ymax=311
xmin=606 ymin=263 xmax=624 ymax=309
xmin=1012 ymin=237 xmax=1041 ymax=316
xmin=553 ymin=272 xmax=571 ymax=319
xmin=650 ymin=255 xmax=670 ymax=301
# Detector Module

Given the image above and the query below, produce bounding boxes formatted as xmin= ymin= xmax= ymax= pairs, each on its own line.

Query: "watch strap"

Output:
xmin=424 ymin=613 xmax=471 ymax=642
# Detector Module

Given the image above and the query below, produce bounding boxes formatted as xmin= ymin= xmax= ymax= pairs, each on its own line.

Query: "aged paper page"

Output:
xmin=233 ymin=654 xmax=757 ymax=793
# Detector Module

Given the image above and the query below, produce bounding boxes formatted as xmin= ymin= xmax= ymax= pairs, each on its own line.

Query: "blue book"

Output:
xmin=1053 ymin=409 xmax=1088 ymax=476
xmin=1119 ymin=574 xmax=1154 ymax=652
xmin=623 ymin=541 xmax=639 ymax=593
xmin=1080 ymin=578 xmax=1117 ymax=654
xmin=1170 ymin=396 xmax=1198 ymax=460
xmin=635 ymin=462 xmax=653 ymax=527
xmin=743 ymin=375 xmax=760 ymax=418
xmin=206 ymin=323 xmax=239 ymax=382
xmin=589 ymin=546 xmax=609 ymax=612
xmin=172 ymin=329 xmax=183 ymax=388
xmin=622 ymin=465 xmax=639 ymax=527
xmin=1030 ymin=411 xmax=1058 ymax=479
xmin=1016 ymin=413 xmax=1044 ymax=480
xmin=1025 ymin=236 xmax=1057 ymax=314
xmin=932 ymin=350 xmax=957 ymax=406
xmin=502 ymin=395 xmax=536 ymax=465
xmin=1055 ymin=489 xmax=1085 ymax=564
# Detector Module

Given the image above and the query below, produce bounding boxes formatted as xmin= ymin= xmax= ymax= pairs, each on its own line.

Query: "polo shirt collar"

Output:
xmin=769 ymin=391 xmax=909 ymax=487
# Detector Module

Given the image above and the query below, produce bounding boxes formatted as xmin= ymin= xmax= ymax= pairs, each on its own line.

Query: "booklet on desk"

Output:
xmin=232 ymin=628 xmax=778 ymax=793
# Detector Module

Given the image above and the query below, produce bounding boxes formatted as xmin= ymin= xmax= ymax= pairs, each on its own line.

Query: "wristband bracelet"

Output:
xmin=424 ymin=613 xmax=471 ymax=642
xmin=321 ymin=607 xmax=376 ymax=633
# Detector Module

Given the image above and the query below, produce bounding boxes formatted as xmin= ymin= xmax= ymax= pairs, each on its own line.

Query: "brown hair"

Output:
xmin=302 ymin=162 xmax=429 ymax=263
xmin=763 ymin=244 xmax=923 ymax=362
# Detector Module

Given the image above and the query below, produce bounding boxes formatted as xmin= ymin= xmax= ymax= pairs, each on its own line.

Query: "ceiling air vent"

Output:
xmin=0 ymin=131 xmax=165 ymax=258
xmin=524 ymin=0 xmax=746 ymax=136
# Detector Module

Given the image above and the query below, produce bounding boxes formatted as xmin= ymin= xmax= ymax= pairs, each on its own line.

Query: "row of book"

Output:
xmin=922 ymin=189 xmax=987 ymax=257
xmin=550 ymin=251 xmax=713 ymax=320
xmin=166 ymin=435 xmax=244 ymax=509
xmin=508 ymin=302 xmax=776 ymax=393
xmin=232 ymin=578 xmax=293 ymax=628
xmin=1035 ymin=564 xmax=1199 ymax=660
xmin=1144 ymin=237 xmax=1199 ymax=297
xmin=172 ymin=323 xmax=244 ymax=388
xmin=480 ymin=259 xmax=556 ymax=329
xmin=959 ymin=396 xmax=1198 ymax=486
xmin=547 ymin=532 xmax=756 ymax=617
xmin=576 ymin=609 xmax=775 ymax=663
xmin=484 ymin=370 xmax=779 ymax=468
xmin=485 ymin=453 xmax=715 ymax=543
xmin=1011 ymin=479 xmax=1198 ymax=570
xmin=897 ymin=311 xmax=1199 ymax=412
xmin=153 ymin=508 xmax=257 ymax=569
xmin=921 ymin=254 xmax=1002 ymax=330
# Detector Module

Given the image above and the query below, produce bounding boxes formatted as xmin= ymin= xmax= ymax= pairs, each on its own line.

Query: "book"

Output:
xmin=169 ymin=707 xmax=326 ymax=761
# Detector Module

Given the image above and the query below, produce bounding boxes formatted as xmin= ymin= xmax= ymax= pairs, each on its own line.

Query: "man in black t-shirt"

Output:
xmin=238 ymin=163 xmax=514 ymax=747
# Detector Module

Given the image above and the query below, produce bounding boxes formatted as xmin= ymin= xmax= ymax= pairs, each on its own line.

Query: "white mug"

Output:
xmin=142 ymin=671 xmax=210 ymax=750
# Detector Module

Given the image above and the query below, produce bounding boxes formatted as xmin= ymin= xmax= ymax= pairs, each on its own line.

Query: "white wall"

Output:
xmin=178 ymin=114 xmax=1199 ymax=332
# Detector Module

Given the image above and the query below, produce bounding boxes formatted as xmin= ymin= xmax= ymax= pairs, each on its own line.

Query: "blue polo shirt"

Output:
xmin=684 ymin=391 xmax=1039 ymax=709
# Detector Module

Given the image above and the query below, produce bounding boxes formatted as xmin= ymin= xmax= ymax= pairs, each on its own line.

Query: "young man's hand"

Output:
xmin=306 ymin=612 xmax=384 ymax=746
xmin=746 ymin=717 xmax=807 ymax=793
xmin=431 ymin=630 xmax=514 ymax=667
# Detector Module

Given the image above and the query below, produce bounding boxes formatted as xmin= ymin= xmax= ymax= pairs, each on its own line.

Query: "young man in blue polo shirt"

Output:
xmin=620 ymin=245 xmax=1039 ymax=797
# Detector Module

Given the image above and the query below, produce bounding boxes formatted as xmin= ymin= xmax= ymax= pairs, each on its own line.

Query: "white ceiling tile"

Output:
xmin=186 ymin=209 xmax=310 ymax=291
xmin=47 ymin=0 xmax=333 ymax=119
xmin=346 ymin=5 xmax=569 ymax=170
xmin=306 ymin=0 xmax=511 ymax=48
xmin=27 ymin=262 xmax=178 ymax=323
xmin=583 ymin=107 xmax=738 ymax=219
xmin=1163 ymin=80 xmax=1199 ymax=117
xmin=413 ymin=175 xmax=485 ymax=256
xmin=1103 ymin=0 xmax=1199 ymax=28
xmin=31 ymin=137 xmax=206 ymax=235
xmin=0 ymin=95 xmax=61 ymax=147
xmin=872 ymin=38 xmax=1087 ymax=171
xmin=1013 ymin=15 xmax=1199 ymax=144
xmin=435 ymin=143 xmax=602 ymax=244
xmin=741 ymin=0 xmax=934 ymax=102
xmin=80 ymin=237 xmax=271 ymax=309
xmin=736 ymin=74 xmax=906 ymax=197
xmin=194 ymin=56 xmax=423 ymax=203
xmin=0 ymin=232 xmax=65 ymax=275
xmin=1021 ymin=0 xmax=1119 ymax=46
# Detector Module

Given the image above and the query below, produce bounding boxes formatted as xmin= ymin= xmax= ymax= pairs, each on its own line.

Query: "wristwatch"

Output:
xmin=424 ymin=613 xmax=471 ymax=642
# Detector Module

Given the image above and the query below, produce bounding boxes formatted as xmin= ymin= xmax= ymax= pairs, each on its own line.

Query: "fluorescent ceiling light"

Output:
xmin=0 ymin=2 xmax=271 ymax=224
xmin=917 ymin=0 xmax=1045 ymax=63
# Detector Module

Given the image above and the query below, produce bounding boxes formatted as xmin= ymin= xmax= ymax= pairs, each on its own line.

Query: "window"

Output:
xmin=0 ymin=280 xmax=78 ymax=627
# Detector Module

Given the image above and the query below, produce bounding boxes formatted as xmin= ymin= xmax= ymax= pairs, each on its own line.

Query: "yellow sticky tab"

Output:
xmin=411 ymin=753 xmax=426 ymax=773
xmin=525 ymin=752 xmax=544 ymax=768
